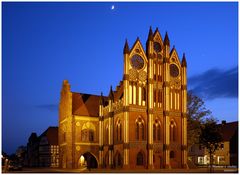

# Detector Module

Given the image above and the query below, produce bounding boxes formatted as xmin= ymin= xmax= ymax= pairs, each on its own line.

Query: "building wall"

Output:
xmin=59 ymin=28 xmax=188 ymax=169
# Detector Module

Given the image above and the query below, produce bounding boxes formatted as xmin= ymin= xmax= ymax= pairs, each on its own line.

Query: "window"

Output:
xmin=198 ymin=157 xmax=204 ymax=164
xmin=170 ymin=151 xmax=174 ymax=158
xmin=116 ymin=120 xmax=122 ymax=142
xmin=220 ymin=143 xmax=224 ymax=149
xmin=157 ymin=125 xmax=161 ymax=140
xmin=81 ymin=122 xmax=96 ymax=142
xmin=89 ymin=130 xmax=94 ymax=141
xmin=136 ymin=117 xmax=145 ymax=140
xmin=153 ymin=119 xmax=161 ymax=141
xmin=154 ymin=90 xmax=157 ymax=102
xmin=136 ymin=124 xmax=139 ymax=140
xmin=81 ymin=129 xmax=94 ymax=142
xmin=81 ymin=130 xmax=87 ymax=141
xmin=170 ymin=120 xmax=176 ymax=142
xmin=137 ymin=152 xmax=144 ymax=165
xmin=158 ymin=91 xmax=162 ymax=103
xmin=105 ymin=126 xmax=109 ymax=144
xmin=218 ymin=156 xmax=225 ymax=162
xmin=142 ymin=88 xmax=146 ymax=101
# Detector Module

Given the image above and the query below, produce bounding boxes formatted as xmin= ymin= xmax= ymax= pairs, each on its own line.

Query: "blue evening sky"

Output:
xmin=2 ymin=2 xmax=238 ymax=154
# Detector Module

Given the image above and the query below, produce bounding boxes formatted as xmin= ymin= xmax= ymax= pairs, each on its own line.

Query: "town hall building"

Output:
xmin=58 ymin=27 xmax=188 ymax=170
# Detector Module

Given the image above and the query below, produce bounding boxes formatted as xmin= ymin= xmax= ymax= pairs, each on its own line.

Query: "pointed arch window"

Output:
xmin=170 ymin=151 xmax=175 ymax=158
xmin=81 ymin=129 xmax=94 ymax=142
xmin=154 ymin=90 xmax=157 ymax=103
xmin=105 ymin=125 xmax=109 ymax=145
xmin=158 ymin=90 xmax=162 ymax=103
xmin=116 ymin=120 xmax=122 ymax=142
xmin=81 ymin=122 xmax=96 ymax=142
xmin=136 ymin=152 xmax=144 ymax=165
xmin=153 ymin=119 xmax=161 ymax=141
xmin=170 ymin=120 xmax=177 ymax=142
xmin=142 ymin=87 xmax=146 ymax=101
xmin=136 ymin=117 xmax=145 ymax=140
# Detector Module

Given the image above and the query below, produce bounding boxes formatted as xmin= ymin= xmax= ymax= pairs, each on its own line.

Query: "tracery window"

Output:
xmin=81 ymin=122 xmax=96 ymax=142
xmin=81 ymin=129 xmax=94 ymax=142
xmin=170 ymin=120 xmax=177 ymax=142
xmin=136 ymin=117 xmax=145 ymax=140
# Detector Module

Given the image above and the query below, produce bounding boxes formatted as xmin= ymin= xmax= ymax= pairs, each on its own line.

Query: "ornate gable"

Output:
xmin=128 ymin=38 xmax=148 ymax=83
xmin=169 ymin=47 xmax=180 ymax=66
xmin=153 ymin=29 xmax=164 ymax=48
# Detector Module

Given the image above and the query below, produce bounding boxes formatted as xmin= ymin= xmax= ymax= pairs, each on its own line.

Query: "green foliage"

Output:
xmin=187 ymin=91 xmax=212 ymax=147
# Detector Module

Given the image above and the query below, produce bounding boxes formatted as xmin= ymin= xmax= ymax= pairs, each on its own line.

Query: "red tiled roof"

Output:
xmin=219 ymin=121 xmax=238 ymax=141
xmin=40 ymin=127 xmax=58 ymax=145
xmin=72 ymin=92 xmax=107 ymax=117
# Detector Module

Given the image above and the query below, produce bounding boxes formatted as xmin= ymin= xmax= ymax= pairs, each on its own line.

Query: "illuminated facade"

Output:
xmin=59 ymin=27 xmax=188 ymax=169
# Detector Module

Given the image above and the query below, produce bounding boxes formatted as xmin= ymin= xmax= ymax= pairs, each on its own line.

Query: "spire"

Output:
xmin=108 ymin=85 xmax=114 ymax=101
xmin=163 ymin=32 xmax=170 ymax=46
xmin=99 ymin=92 xmax=104 ymax=105
xmin=123 ymin=39 xmax=130 ymax=54
xmin=181 ymin=53 xmax=187 ymax=67
xmin=147 ymin=26 xmax=153 ymax=41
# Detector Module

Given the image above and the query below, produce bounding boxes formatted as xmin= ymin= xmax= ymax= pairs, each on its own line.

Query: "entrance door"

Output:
xmin=83 ymin=152 xmax=98 ymax=169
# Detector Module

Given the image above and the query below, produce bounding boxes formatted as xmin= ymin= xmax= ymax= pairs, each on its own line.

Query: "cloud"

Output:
xmin=35 ymin=104 xmax=58 ymax=112
xmin=188 ymin=67 xmax=238 ymax=100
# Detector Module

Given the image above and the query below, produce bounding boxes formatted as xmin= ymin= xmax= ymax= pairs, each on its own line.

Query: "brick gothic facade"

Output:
xmin=59 ymin=27 xmax=188 ymax=169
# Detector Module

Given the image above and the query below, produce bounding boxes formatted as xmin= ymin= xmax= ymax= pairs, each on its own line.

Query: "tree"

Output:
xmin=187 ymin=91 xmax=212 ymax=148
xmin=199 ymin=118 xmax=223 ymax=172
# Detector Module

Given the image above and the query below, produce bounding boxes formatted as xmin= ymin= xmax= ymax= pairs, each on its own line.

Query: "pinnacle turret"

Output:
xmin=123 ymin=39 xmax=130 ymax=54
xmin=147 ymin=26 xmax=153 ymax=41
xmin=108 ymin=86 xmax=114 ymax=101
xmin=163 ymin=32 xmax=170 ymax=46
xmin=181 ymin=53 xmax=187 ymax=67
xmin=99 ymin=92 xmax=104 ymax=105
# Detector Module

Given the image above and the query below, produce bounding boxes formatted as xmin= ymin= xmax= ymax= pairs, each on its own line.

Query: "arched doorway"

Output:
xmin=80 ymin=152 xmax=98 ymax=169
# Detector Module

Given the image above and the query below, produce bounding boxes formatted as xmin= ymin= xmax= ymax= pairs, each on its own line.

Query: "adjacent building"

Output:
xmin=26 ymin=127 xmax=59 ymax=167
xmin=188 ymin=121 xmax=238 ymax=167
xmin=27 ymin=133 xmax=39 ymax=167
xmin=59 ymin=27 xmax=188 ymax=169
xmin=39 ymin=127 xmax=59 ymax=167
